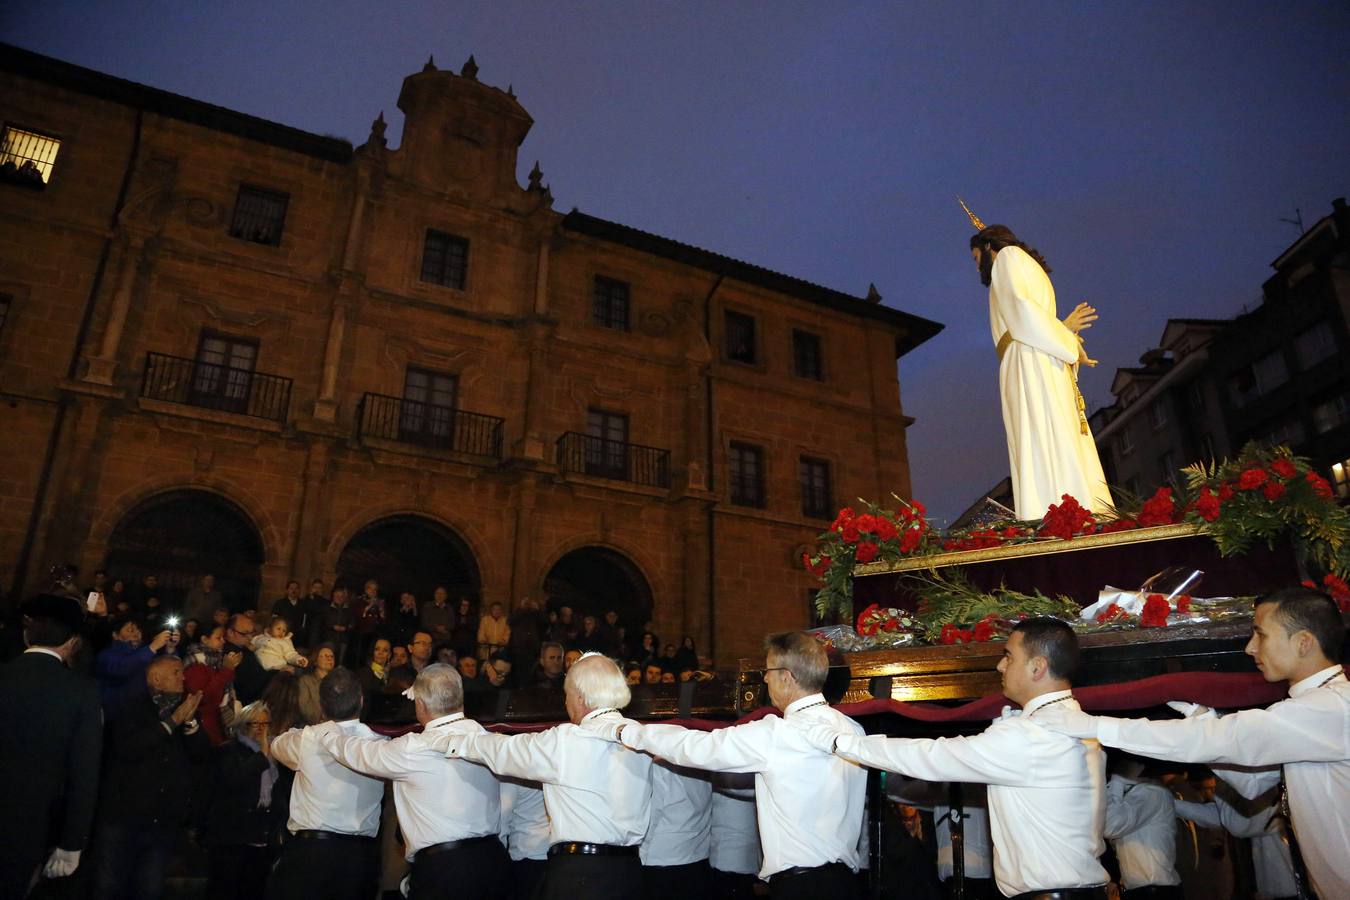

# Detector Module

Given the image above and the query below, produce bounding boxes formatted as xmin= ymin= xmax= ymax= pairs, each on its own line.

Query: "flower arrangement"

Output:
xmin=805 ymin=444 xmax=1349 ymax=628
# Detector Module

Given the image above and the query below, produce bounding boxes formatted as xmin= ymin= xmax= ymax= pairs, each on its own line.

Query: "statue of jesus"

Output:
xmin=968 ymin=217 xmax=1113 ymax=520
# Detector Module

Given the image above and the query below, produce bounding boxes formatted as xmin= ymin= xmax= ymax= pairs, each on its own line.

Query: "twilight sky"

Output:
xmin=5 ymin=2 xmax=1348 ymax=524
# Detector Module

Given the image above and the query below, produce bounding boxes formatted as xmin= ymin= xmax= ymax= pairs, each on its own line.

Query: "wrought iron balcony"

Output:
xmin=358 ymin=393 xmax=504 ymax=459
xmin=556 ymin=432 xmax=671 ymax=489
xmin=140 ymin=352 xmax=292 ymax=422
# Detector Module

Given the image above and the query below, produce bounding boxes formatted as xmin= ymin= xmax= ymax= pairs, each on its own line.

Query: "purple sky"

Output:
xmin=6 ymin=2 xmax=1348 ymax=524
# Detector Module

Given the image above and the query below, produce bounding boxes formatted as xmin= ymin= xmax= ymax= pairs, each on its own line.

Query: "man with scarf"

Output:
xmin=92 ymin=655 xmax=209 ymax=899
xmin=184 ymin=623 xmax=243 ymax=745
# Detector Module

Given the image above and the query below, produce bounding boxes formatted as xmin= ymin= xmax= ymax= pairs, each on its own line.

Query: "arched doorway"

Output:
xmin=542 ymin=546 xmax=653 ymax=630
xmin=105 ymin=489 xmax=265 ymax=612
xmin=335 ymin=515 xmax=481 ymax=607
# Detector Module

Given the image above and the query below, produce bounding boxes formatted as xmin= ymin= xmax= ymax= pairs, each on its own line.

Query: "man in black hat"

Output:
xmin=0 ymin=594 xmax=103 ymax=896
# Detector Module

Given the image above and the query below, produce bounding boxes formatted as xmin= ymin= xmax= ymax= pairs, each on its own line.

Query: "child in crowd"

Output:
xmin=252 ymin=615 xmax=309 ymax=672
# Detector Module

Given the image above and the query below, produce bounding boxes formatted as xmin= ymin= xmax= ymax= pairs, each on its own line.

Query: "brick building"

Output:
xmin=0 ymin=47 xmax=940 ymax=664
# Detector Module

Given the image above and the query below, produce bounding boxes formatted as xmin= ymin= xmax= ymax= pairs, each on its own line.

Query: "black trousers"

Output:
xmin=641 ymin=859 xmax=711 ymax=900
xmin=541 ymin=853 xmax=642 ymax=900
xmin=264 ymin=835 xmax=377 ymax=900
xmin=409 ymin=838 xmax=511 ymax=900
xmin=710 ymin=868 xmax=757 ymax=900
xmin=205 ymin=844 xmax=270 ymax=900
xmin=944 ymin=876 xmax=998 ymax=900
xmin=510 ymin=857 xmax=548 ymax=900
xmin=768 ymin=862 xmax=855 ymax=900
xmin=1122 ymin=887 xmax=1183 ymax=900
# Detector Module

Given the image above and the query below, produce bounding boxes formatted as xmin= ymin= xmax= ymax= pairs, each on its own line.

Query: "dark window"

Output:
xmin=792 ymin=330 xmax=823 ymax=380
xmin=725 ymin=311 xmax=757 ymax=364
xmin=400 ymin=368 xmax=458 ymax=442
xmin=1 ymin=126 xmax=60 ymax=187
xmin=800 ymin=457 xmax=832 ymax=518
xmin=191 ymin=333 xmax=258 ymax=413
xmin=1295 ymin=322 xmax=1336 ymax=370
xmin=729 ymin=442 xmax=765 ymax=507
xmin=228 ymin=185 xmax=289 ymax=246
xmin=421 ymin=230 xmax=470 ymax=290
xmin=1148 ymin=397 xmax=1169 ymax=430
xmin=592 ymin=276 xmax=630 ymax=331
xmin=586 ymin=408 xmax=630 ymax=479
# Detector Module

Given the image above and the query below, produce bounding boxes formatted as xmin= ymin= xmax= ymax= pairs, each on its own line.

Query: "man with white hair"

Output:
xmin=319 ymin=663 xmax=509 ymax=899
xmin=597 ymin=631 xmax=867 ymax=899
xmin=433 ymin=652 xmax=651 ymax=899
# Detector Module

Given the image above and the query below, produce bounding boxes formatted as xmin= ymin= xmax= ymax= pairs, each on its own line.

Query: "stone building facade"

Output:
xmin=0 ymin=46 xmax=940 ymax=664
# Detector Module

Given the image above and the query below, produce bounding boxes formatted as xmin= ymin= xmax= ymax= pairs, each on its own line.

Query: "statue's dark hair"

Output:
xmin=970 ymin=225 xmax=1052 ymax=285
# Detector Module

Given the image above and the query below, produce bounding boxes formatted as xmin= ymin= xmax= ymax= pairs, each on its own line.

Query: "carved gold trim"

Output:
xmin=853 ymin=523 xmax=1205 ymax=576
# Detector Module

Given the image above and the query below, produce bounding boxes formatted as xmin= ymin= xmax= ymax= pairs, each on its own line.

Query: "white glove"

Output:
xmin=792 ymin=719 xmax=849 ymax=754
xmin=1166 ymin=701 xmax=1216 ymax=719
xmin=43 ymin=848 xmax=81 ymax=879
xmin=432 ymin=730 xmax=467 ymax=758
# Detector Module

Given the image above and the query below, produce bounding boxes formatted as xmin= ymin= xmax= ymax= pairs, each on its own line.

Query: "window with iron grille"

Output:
xmin=401 ymin=368 xmax=459 ymax=441
xmin=792 ymin=329 xmax=823 ymax=380
xmin=228 ymin=185 xmax=289 ymax=246
xmin=725 ymin=311 xmax=757 ymax=364
xmin=421 ymin=230 xmax=470 ymax=290
xmin=586 ymin=408 xmax=629 ymax=478
xmin=729 ymin=442 xmax=765 ymax=507
xmin=191 ymin=333 xmax=258 ymax=413
xmin=1 ymin=126 xmax=60 ymax=187
xmin=800 ymin=457 xmax=832 ymax=518
xmin=592 ymin=276 xmax=630 ymax=330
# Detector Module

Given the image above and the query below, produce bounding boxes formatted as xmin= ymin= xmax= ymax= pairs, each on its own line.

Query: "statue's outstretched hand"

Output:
xmin=1076 ymin=335 xmax=1098 ymax=368
xmin=1064 ymin=302 xmax=1098 ymax=333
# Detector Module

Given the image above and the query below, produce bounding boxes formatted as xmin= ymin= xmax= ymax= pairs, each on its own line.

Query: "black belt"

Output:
xmin=548 ymin=842 xmax=639 ymax=857
xmin=768 ymin=861 xmax=849 ymax=884
xmin=1011 ymin=889 xmax=1108 ymax=900
xmin=415 ymin=834 xmax=498 ymax=861
xmin=290 ymin=829 xmax=376 ymax=843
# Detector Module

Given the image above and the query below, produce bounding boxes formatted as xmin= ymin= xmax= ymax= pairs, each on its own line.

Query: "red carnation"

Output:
xmin=1237 ymin=468 xmax=1268 ymax=490
xmin=972 ymin=620 xmax=995 ymax=642
xmin=1218 ymin=483 xmax=1235 ymax=503
xmin=1306 ymin=471 xmax=1334 ymax=500
xmin=1270 ymin=459 xmax=1297 ymax=480
xmin=1138 ymin=487 xmax=1178 ymax=527
xmin=1193 ymin=486 xmax=1220 ymax=522
xmin=854 ymin=542 xmax=879 ymax=564
xmin=939 ymin=623 xmax=959 ymax=644
xmin=1140 ymin=594 xmax=1171 ymax=627
xmin=841 ymin=522 xmax=860 ymax=543
xmin=1176 ymin=595 xmax=1192 ymax=614
xmin=899 ymin=526 xmax=923 ymax=553
xmin=912 ymin=500 xmax=927 ymax=517
xmin=874 ymin=517 xmax=898 ymax=542
xmin=1263 ymin=482 xmax=1286 ymax=502
xmin=831 ymin=507 xmax=856 ymax=533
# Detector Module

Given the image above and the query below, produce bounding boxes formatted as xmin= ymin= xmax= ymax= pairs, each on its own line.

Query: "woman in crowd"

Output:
xmin=296 ymin=643 xmax=336 ymax=725
xmin=202 ymin=701 xmax=283 ymax=900
xmin=357 ymin=637 xmax=392 ymax=696
xmin=260 ymin=671 xmax=304 ymax=734
xmin=637 ymin=631 xmax=659 ymax=668
xmin=674 ymin=635 xmax=699 ymax=673
xmin=450 ymin=597 xmax=478 ymax=661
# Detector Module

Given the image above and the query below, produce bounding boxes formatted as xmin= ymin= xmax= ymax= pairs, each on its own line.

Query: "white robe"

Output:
xmin=988 ymin=246 xmax=1111 ymax=519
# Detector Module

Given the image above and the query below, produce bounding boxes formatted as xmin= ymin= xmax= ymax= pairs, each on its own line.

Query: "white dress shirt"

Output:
xmin=624 ymin=693 xmax=867 ymax=880
xmin=886 ymin=779 xmax=993 ymax=881
xmin=1103 ymin=775 xmax=1180 ymax=889
xmin=499 ymin=777 xmax=551 ymax=861
xmin=441 ymin=709 xmax=651 ymax=847
xmin=1173 ymin=795 xmax=1298 ymax=900
xmin=1093 ymin=664 xmax=1348 ymax=900
xmin=271 ymin=719 xmax=385 ymax=837
xmin=640 ymin=761 xmax=712 ymax=867
xmin=320 ymin=712 xmax=500 ymax=859
xmin=709 ymin=773 xmax=760 ymax=876
xmin=833 ymin=690 xmax=1107 ymax=896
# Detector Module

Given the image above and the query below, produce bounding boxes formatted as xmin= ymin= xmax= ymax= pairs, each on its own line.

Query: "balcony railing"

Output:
xmin=556 ymin=432 xmax=671 ymax=489
xmin=141 ymin=352 xmax=292 ymax=423
xmin=358 ymin=393 xmax=504 ymax=459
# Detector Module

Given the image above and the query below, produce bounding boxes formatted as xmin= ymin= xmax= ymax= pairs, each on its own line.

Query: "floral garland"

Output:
xmin=804 ymin=444 xmax=1350 ymax=624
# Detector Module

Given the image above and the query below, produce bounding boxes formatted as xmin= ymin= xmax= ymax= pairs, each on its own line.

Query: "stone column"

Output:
xmin=83 ymin=235 xmax=146 ymax=386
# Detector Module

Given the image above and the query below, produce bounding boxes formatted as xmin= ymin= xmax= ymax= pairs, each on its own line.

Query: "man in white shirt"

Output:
xmin=805 ymin=617 xmax=1109 ymax=899
xmin=498 ymin=777 xmax=550 ymax=900
xmin=266 ymin=667 xmax=384 ymax=900
xmin=709 ymin=773 xmax=760 ymax=900
xmin=601 ymin=631 xmax=867 ymax=899
xmin=641 ymin=761 xmax=713 ymax=899
xmin=433 ymin=653 xmax=651 ymax=899
xmin=1102 ymin=758 xmax=1181 ymax=899
xmin=1042 ymin=586 xmax=1348 ymax=900
xmin=319 ymin=663 xmax=509 ymax=899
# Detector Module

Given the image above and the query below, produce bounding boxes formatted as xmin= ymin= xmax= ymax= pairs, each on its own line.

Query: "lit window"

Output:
xmin=228 ymin=185 xmax=289 ymax=246
xmin=0 ymin=126 xmax=60 ymax=187
xmin=1332 ymin=460 xmax=1350 ymax=499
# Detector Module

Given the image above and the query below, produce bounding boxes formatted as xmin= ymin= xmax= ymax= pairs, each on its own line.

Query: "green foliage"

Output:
xmin=904 ymin=568 xmax=1080 ymax=631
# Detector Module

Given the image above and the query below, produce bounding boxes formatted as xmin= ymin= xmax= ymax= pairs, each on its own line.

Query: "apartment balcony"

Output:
xmin=140 ymin=352 xmax=292 ymax=423
xmin=358 ymin=393 xmax=504 ymax=459
xmin=555 ymin=432 xmax=671 ymax=489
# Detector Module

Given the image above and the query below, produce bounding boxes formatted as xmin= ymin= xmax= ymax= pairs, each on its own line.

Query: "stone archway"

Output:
xmin=542 ymin=546 xmax=653 ymax=630
xmin=335 ymin=514 xmax=482 ymax=606
xmin=104 ymin=489 xmax=265 ymax=612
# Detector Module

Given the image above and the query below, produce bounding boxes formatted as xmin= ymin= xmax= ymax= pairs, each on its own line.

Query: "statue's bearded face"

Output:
xmin=972 ymin=244 xmax=996 ymax=286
